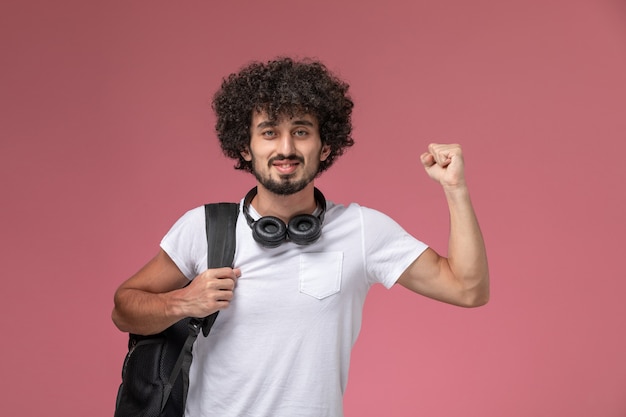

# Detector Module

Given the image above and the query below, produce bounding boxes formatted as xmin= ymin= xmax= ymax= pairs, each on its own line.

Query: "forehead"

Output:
xmin=251 ymin=110 xmax=318 ymax=128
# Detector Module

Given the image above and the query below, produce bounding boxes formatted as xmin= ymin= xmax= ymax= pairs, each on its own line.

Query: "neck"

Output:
xmin=251 ymin=183 xmax=318 ymax=224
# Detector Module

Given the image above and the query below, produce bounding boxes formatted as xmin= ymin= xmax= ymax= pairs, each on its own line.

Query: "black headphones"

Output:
xmin=242 ymin=187 xmax=326 ymax=248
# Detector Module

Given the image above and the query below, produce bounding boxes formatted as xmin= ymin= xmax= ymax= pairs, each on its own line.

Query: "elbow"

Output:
xmin=111 ymin=291 xmax=132 ymax=333
xmin=111 ymin=307 xmax=129 ymax=333
xmin=459 ymin=275 xmax=490 ymax=308
xmin=464 ymin=291 xmax=490 ymax=308
xmin=456 ymin=292 xmax=489 ymax=308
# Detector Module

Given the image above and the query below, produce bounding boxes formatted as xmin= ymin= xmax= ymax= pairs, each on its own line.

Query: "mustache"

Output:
xmin=268 ymin=154 xmax=304 ymax=165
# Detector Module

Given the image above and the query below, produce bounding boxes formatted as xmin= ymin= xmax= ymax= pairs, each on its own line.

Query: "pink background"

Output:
xmin=2 ymin=0 xmax=625 ymax=416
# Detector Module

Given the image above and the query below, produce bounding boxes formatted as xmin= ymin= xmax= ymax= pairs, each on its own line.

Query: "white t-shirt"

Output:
xmin=160 ymin=199 xmax=428 ymax=417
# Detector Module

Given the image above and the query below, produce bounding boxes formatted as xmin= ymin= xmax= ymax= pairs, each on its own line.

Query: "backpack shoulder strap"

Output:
xmin=161 ymin=202 xmax=239 ymax=413
xmin=205 ymin=202 xmax=239 ymax=269
xmin=200 ymin=202 xmax=239 ymax=336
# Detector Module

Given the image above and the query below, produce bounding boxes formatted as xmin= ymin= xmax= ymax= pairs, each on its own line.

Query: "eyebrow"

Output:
xmin=291 ymin=119 xmax=315 ymax=127
xmin=255 ymin=119 xmax=315 ymax=129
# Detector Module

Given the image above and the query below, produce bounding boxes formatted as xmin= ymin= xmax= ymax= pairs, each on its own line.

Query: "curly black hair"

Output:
xmin=212 ymin=57 xmax=354 ymax=174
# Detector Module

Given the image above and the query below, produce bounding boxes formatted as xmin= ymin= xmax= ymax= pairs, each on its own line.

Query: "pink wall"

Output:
xmin=2 ymin=0 xmax=625 ymax=415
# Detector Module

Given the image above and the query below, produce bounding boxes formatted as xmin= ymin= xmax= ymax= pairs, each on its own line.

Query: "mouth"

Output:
xmin=272 ymin=160 xmax=300 ymax=175
xmin=270 ymin=155 xmax=303 ymax=176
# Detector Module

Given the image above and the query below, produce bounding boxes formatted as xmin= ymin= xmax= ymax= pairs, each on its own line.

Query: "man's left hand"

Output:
xmin=420 ymin=143 xmax=466 ymax=189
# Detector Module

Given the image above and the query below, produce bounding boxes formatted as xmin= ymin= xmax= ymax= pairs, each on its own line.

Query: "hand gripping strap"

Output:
xmin=161 ymin=202 xmax=238 ymax=414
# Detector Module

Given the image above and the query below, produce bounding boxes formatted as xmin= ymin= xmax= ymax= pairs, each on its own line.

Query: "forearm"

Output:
xmin=112 ymin=288 xmax=188 ymax=336
xmin=444 ymin=185 xmax=490 ymax=304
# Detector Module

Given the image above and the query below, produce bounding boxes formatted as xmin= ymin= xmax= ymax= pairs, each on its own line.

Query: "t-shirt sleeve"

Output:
xmin=361 ymin=206 xmax=428 ymax=289
xmin=160 ymin=206 xmax=208 ymax=280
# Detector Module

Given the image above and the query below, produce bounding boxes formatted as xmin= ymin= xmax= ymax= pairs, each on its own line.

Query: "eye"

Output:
xmin=293 ymin=129 xmax=308 ymax=137
xmin=261 ymin=130 xmax=276 ymax=138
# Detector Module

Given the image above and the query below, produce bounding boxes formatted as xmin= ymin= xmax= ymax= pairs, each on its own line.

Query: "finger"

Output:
xmin=428 ymin=143 xmax=459 ymax=167
xmin=438 ymin=154 xmax=452 ymax=167
xmin=215 ymin=290 xmax=234 ymax=302
xmin=225 ymin=267 xmax=241 ymax=279
xmin=426 ymin=143 xmax=444 ymax=166
xmin=427 ymin=143 xmax=440 ymax=157
xmin=207 ymin=267 xmax=240 ymax=281
xmin=420 ymin=152 xmax=436 ymax=168
xmin=433 ymin=152 xmax=452 ymax=168
xmin=217 ymin=268 xmax=240 ymax=289
xmin=216 ymin=278 xmax=235 ymax=291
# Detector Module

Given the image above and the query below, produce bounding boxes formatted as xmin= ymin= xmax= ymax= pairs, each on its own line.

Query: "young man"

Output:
xmin=112 ymin=57 xmax=489 ymax=417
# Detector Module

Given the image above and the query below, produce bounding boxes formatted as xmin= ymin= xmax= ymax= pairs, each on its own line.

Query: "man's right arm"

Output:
xmin=112 ymin=249 xmax=240 ymax=336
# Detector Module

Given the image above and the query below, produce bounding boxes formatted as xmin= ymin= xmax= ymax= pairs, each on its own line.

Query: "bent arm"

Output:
xmin=111 ymin=249 xmax=240 ymax=335
xmin=397 ymin=143 xmax=489 ymax=307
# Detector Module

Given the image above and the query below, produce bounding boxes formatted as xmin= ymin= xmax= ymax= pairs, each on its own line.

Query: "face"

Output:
xmin=242 ymin=111 xmax=331 ymax=195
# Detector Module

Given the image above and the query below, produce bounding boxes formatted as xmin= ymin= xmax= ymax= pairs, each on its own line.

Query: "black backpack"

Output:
xmin=114 ymin=203 xmax=239 ymax=417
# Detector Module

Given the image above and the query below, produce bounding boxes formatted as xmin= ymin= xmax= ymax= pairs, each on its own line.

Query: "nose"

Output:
xmin=278 ymin=132 xmax=296 ymax=155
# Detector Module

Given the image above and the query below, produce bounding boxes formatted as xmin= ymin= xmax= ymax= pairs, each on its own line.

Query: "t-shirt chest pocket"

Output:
xmin=299 ymin=252 xmax=343 ymax=299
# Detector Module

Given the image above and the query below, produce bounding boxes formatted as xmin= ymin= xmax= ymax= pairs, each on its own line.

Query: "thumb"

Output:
xmin=420 ymin=152 xmax=435 ymax=168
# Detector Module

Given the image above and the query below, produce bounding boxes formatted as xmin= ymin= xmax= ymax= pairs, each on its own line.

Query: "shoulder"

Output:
xmin=171 ymin=205 xmax=206 ymax=223
xmin=325 ymin=200 xmax=397 ymax=225
xmin=324 ymin=202 xmax=410 ymax=243
xmin=324 ymin=200 xmax=380 ymax=218
xmin=160 ymin=205 xmax=210 ymax=279
xmin=161 ymin=206 xmax=207 ymax=244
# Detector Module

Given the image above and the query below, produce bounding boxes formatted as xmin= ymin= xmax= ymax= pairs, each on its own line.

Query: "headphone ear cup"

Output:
xmin=287 ymin=214 xmax=322 ymax=245
xmin=252 ymin=216 xmax=288 ymax=248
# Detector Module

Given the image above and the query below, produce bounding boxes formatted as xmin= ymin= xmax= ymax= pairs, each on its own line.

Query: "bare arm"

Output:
xmin=112 ymin=249 xmax=240 ymax=335
xmin=397 ymin=143 xmax=489 ymax=307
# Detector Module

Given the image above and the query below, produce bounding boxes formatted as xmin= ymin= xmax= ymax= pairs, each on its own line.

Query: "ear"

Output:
xmin=241 ymin=147 xmax=252 ymax=161
xmin=320 ymin=144 xmax=331 ymax=162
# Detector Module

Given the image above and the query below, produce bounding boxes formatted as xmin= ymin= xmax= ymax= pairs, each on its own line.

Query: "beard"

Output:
xmin=250 ymin=154 xmax=318 ymax=196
